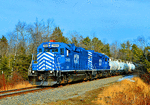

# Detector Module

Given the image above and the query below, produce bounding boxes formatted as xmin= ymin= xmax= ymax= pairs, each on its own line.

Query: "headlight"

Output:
xmin=32 ymin=71 xmax=35 ymax=73
xmin=43 ymin=44 xmax=48 ymax=47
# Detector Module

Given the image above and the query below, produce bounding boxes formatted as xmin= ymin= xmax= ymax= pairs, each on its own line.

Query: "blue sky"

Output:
xmin=0 ymin=0 xmax=150 ymax=44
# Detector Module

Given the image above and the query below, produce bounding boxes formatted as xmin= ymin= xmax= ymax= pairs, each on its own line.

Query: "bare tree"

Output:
xmin=68 ymin=31 xmax=83 ymax=47
xmin=110 ymin=41 xmax=119 ymax=59
xmin=27 ymin=18 xmax=55 ymax=54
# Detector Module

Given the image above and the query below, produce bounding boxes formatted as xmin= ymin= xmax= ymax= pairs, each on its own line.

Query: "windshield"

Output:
xmin=52 ymin=48 xmax=58 ymax=52
xmin=44 ymin=48 xmax=58 ymax=53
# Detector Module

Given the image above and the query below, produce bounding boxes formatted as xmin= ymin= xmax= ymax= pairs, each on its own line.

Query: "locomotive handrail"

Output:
xmin=32 ymin=60 xmax=37 ymax=64
xmin=28 ymin=54 xmax=34 ymax=75
xmin=57 ymin=57 xmax=61 ymax=70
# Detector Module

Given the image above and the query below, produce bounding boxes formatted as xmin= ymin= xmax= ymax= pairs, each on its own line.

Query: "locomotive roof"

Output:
xmin=94 ymin=52 xmax=109 ymax=58
xmin=38 ymin=42 xmax=87 ymax=52
xmin=38 ymin=42 xmax=109 ymax=58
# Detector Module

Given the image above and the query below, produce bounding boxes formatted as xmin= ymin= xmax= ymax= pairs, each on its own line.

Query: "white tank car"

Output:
xmin=127 ymin=62 xmax=132 ymax=72
xmin=115 ymin=60 xmax=120 ymax=70
xmin=124 ymin=62 xmax=129 ymax=72
xmin=109 ymin=58 xmax=135 ymax=73
xmin=118 ymin=60 xmax=124 ymax=71
xmin=126 ymin=61 xmax=136 ymax=72
xmin=109 ymin=59 xmax=120 ymax=71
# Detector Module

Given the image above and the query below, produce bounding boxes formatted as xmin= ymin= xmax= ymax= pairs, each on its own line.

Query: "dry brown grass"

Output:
xmin=93 ymin=77 xmax=150 ymax=105
xmin=0 ymin=71 xmax=33 ymax=91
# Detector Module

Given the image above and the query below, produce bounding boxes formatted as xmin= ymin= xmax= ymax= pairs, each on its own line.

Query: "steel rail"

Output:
xmin=0 ymin=86 xmax=43 ymax=99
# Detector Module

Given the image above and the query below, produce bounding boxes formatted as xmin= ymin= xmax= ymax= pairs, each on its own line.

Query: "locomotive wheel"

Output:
xmin=84 ymin=73 xmax=89 ymax=81
xmin=64 ymin=80 xmax=68 ymax=84
xmin=105 ymin=72 xmax=108 ymax=77
xmin=108 ymin=72 xmax=111 ymax=77
xmin=89 ymin=74 xmax=93 ymax=81
xmin=68 ymin=74 xmax=73 ymax=82
xmin=48 ymin=78 xmax=53 ymax=85
xmin=57 ymin=77 xmax=62 ymax=84
xmin=64 ymin=75 xmax=68 ymax=84
xmin=99 ymin=73 xmax=102 ymax=78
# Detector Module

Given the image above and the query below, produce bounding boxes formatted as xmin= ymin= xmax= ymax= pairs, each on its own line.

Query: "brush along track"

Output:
xmin=0 ymin=73 xmax=135 ymax=100
xmin=0 ymin=76 xmax=114 ymax=99
xmin=0 ymin=74 xmax=137 ymax=105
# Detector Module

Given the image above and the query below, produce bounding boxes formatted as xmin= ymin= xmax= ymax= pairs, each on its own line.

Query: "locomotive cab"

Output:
xmin=29 ymin=41 xmax=74 ymax=85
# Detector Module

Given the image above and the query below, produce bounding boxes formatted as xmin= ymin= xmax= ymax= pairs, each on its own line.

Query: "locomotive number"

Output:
xmin=66 ymin=58 xmax=70 ymax=62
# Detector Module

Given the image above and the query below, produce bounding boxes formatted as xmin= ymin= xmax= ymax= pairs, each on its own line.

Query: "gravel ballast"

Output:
xmin=0 ymin=75 xmax=124 ymax=105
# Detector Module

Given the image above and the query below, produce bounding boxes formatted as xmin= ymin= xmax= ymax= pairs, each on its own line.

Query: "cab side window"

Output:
xmin=60 ymin=48 xmax=64 ymax=55
xmin=39 ymin=48 xmax=42 ymax=52
xmin=105 ymin=58 xmax=108 ymax=61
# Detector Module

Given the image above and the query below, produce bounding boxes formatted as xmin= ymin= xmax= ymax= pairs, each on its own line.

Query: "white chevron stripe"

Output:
xmin=37 ymin=53 xmax=44 ymax=60
xmin=39 ymin=60 xmax=45 ymax=66
xmin=88 ymin=51 xmax=92 ymax=54
xmin=37 ymin=53 xmax=44 ymax=58
xmin=37 ymin=52 xmax=42 ymax=57
xmin=46 ymin=52 xmax=54 ymax=56
xmin=40 ymin=67 xmax=45 ymax=70
xmin=38 ymin=57 xmax=53 ymax=62
xmin=46 ymin=61 xmax=54 ymax=67
xmin=46 ymin=62 xmax=52 ymax=66
xmin=39 ymin=64 xmax=45 ymax=69
xmin=46 ymin=65 xmax=52 ymax=69
xmin=44 ymin=53 xmax=54 ymax=60
xmin=37 ymin=53 xmax=54 ymax=60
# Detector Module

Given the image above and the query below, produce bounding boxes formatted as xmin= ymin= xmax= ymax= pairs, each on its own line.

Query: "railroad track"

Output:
xmin=0 ymin=83 xmax=64 ymax=99
xmin=0 ymin=79 xmax=98 ymax=99
xmin=0 ymin=86 xmax=47 ymax=99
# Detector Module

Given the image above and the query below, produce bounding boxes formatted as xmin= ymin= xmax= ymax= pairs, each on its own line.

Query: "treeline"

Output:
xmin=0 ymin=18 xmax=150 ymax=80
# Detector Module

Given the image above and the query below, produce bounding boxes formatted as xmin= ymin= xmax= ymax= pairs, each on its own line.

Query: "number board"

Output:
xmin=52 ymin=44 xmax=59 ymax=47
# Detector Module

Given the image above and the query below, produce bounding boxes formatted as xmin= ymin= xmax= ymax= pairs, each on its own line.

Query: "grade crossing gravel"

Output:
xmin=0 ymin=75 xmax=124 ymax=105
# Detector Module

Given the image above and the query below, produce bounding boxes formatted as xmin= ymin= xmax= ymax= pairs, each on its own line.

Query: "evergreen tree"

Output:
xmin=119 ymin=41 xmax=132 ymax=61
xmin=50 ymin=27 xmax=68 ymax=43
xmin=0 ymin=35 xmax=8 ymax=57
xmin=0 ymin=55 xmax=11 ymax=76
xmin=82 ymin=36 xmax=91 ymax=50
xmin=102 ymin=44 xmax=111 ymax=57
xmin=13 ymin=46 xmax=31 ymax=80
xmin=92 ymin=37 xmax=103 ymax=52
xmin=131 ymin=44 xmax=144 ymax=63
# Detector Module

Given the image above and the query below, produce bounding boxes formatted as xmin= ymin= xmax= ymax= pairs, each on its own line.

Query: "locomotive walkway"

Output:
xmin=0 ymin=75 xmax=135 ymax=105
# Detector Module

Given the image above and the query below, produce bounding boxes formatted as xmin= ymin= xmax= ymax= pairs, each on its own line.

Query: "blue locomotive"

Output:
xmin=28 ymin=40 xmax=135 ymax=85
